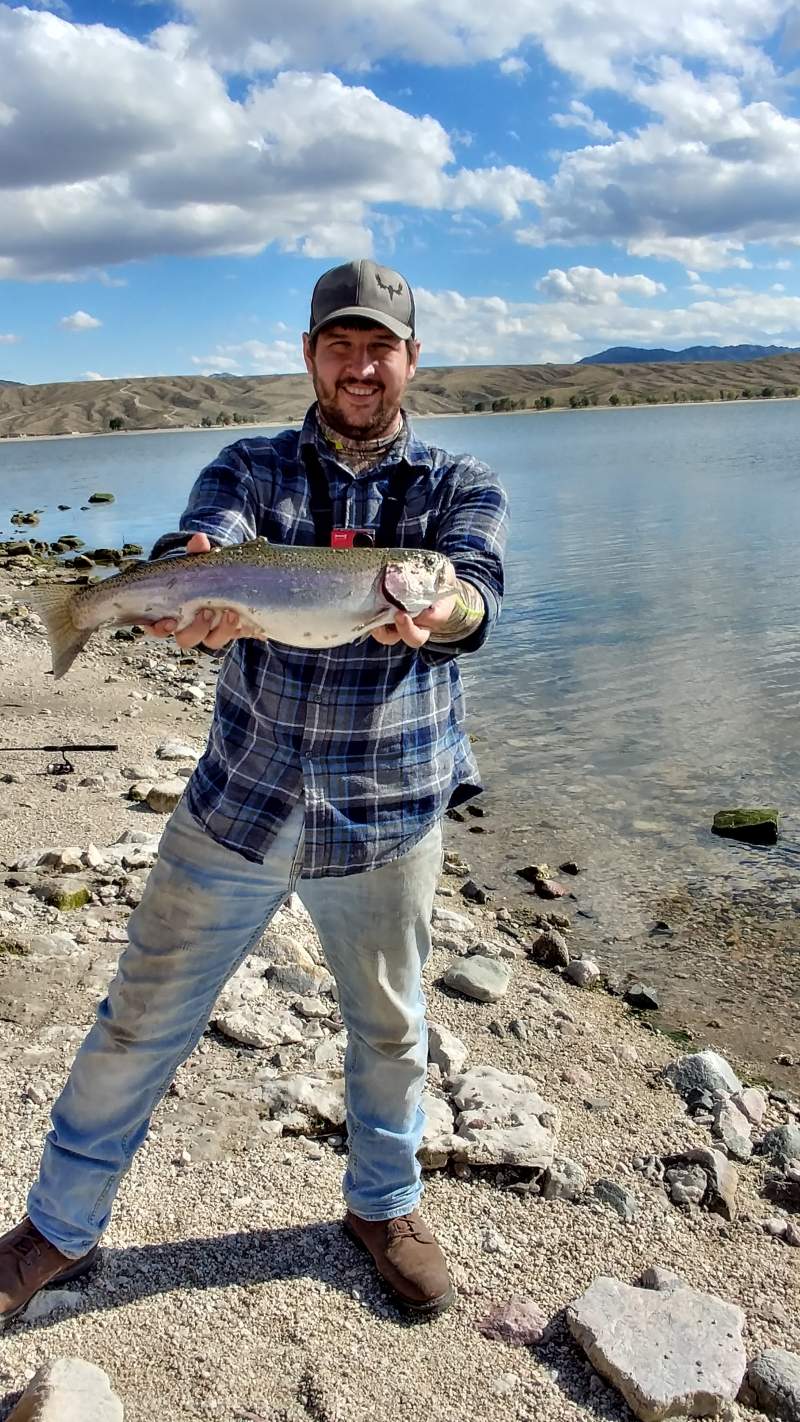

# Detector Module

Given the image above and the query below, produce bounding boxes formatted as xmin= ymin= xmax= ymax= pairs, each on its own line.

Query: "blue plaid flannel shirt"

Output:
xmin=151 ymin=405 xmax=508 ymax=877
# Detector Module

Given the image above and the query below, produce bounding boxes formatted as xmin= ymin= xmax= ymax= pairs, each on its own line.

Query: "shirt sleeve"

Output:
xmin=149 ymin=441 xmax=259 ymax=559
xmin=419 ymin=457 xmax=509 ymax=665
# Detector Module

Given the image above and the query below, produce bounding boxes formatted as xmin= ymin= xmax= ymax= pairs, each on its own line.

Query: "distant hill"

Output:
xmin=1 ymin=354 xmax=799 ymax=437
xmin=0 ymin=379 xmax=22 ymax=387
xmin=581 ymin=344 xmax=800 ymax=364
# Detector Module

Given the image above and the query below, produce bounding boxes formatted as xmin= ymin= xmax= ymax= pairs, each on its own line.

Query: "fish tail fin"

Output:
xmin=20 ymin=586 xmax=93 ymax=678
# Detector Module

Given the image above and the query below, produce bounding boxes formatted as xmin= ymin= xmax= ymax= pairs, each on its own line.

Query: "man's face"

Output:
xmin=302 ymin=323 xmax=420 ymax=440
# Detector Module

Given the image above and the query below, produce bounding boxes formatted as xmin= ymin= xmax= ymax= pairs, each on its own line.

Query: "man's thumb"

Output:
xmin=186 ymin=532 xmax=212 ymax=553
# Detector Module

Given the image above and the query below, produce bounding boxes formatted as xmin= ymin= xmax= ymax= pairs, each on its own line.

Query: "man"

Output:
xmin=0 ymin=259 xmax=508 ymax=1325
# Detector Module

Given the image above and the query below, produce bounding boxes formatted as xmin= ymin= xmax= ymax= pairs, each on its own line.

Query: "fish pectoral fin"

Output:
xmin=350 ymin=608 xmax=395 ymax=642
xmin=19 ymin=586 xmax=93 ymax=679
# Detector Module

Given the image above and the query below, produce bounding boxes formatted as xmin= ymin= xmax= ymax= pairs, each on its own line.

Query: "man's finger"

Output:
xmin=371 ymin=624 xmax=402 ymax=645
xmin=394 ymin=612 xmax=430 ymax=648
xmin=186 ymin=532 xmax=212 ymax=554
xmin=146 ymin=618 xmax=177 ymax=639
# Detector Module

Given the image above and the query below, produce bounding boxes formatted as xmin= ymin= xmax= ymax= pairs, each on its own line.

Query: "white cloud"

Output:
xmin=0 ymin=332 xmax=19 ymax=344
xmin=552 ymin=100 xmax=614 ymax=141
xmin=82 ymin=370 xmax=108 ymax=380
xmin=537 ymin=265 xmax=665 ymax=304
xmin=518 ymin=62 xmax=800 ymax=267
xmin=413 ymin=281 xmax=800 ymax=365
xmin=59 ymin=310 xmax=102 ymax=331
xmin=190 ymin=338 xmax=305 ymax=374
xmin=498 ymin=56 xmax=529 ymax=79
xmin=628 ymin=238 xmax=753 ymax=271
xmin=0 ymin=9 xmax=540 ymax=280
xmin=172 ymin=0 xmax=788 ymax=88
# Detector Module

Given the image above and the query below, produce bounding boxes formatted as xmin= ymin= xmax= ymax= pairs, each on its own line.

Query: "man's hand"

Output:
xmin=147 ymin=533 xmax=264 ymax=651
xmin=370 ymin=592 xmax=458 ymax=649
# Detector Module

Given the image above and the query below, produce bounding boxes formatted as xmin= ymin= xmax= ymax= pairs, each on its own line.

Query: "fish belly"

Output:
xmin=81 ymin=568 xmax=393 ymax=649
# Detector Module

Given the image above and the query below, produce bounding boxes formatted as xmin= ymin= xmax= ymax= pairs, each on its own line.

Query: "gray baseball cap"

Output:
xmin=308 ymin=259 xmax=415 ymax=341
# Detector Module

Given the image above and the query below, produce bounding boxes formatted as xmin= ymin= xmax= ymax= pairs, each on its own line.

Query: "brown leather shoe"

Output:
xmin=0 ymin=1218 xmax=99 ymax=1330
xmin=343 ymin=1209 xmax=454 ymax=1316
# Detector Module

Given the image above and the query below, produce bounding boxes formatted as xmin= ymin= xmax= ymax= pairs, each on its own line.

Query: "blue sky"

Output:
xmin=2 ymin=0 xmax=800 ymax=382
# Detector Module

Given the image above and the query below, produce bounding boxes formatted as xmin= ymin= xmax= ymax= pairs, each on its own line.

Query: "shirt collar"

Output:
xmin=298 ymin=402 xmax=433 ymax=472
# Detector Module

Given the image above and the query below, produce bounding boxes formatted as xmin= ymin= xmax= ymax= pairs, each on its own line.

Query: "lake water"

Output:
xmin=1 ymin=403 xmax=799 ymax=1076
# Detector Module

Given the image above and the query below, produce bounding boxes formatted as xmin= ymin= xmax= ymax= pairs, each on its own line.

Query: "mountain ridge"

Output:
xmin=581 ymin=343 xmax=800 ymax=364
xmin=2 ymin=353 xmax=800 ymax=437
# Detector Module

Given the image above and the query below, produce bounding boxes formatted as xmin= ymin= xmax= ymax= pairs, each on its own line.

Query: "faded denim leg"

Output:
xmin=299 ymin=821 xmax=443 ymax=1222
xmin=27 ymin=796 xmax=305 ymax=1258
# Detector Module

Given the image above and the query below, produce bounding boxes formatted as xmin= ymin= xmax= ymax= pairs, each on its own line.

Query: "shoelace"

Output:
xmin=386 ymin=1216 xmax=428 ymax=1243
xmin=10 ymin=1233 xmax=42 ymax=1273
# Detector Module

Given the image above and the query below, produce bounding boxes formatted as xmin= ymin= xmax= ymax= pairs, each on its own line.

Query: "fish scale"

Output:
xmin=19 ymin=537 xmax=457 ymax=680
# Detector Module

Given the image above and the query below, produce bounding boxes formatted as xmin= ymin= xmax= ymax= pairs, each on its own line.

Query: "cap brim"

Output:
xmin=309 ymin=305 xmax=413 ymax=341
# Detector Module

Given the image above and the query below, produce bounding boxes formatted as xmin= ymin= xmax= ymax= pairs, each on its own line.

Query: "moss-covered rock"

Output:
xmin=88 ymin=491 xmax=115 ymax=503
xmin=712 ymin=808 xmax=779 ymax=845
xmin=33 ymin=881 xmax=92 ymax=911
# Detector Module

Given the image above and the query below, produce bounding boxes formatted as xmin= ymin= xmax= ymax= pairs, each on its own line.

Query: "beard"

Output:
xmin=313 ymin=375 xmax=400 ymax=442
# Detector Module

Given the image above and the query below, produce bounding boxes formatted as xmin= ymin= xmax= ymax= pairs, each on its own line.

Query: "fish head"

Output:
xmin=382 ymin=551 xmax=458 ymax=616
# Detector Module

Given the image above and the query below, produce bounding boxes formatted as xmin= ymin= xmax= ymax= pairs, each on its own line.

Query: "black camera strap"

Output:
xmin=300 ymin=443 xmax=419 ymax=548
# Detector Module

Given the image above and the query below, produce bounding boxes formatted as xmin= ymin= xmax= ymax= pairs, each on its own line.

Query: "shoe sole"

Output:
xmin=0 ymin=1247 xmax=100 ymax=1332
xmin=342 ymin=1221 xmax=455 ymax=1317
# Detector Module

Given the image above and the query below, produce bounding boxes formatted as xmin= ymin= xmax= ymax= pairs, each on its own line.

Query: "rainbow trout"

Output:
xmin=21 ymin=537 xmax=457 ymax=679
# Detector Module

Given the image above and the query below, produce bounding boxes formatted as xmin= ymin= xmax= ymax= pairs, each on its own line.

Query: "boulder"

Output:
xmin=32 ymin=881 xmax=91 ymax=912
xmin=145 ymin=780 xmax=185 ymax=815
xmin=528 ymin=928 xmax=570 ymax=969
xmin=712 ymin=1098 xmax=752 ymax=1161
xmin=88 ymin=491 xmax=116 ymax=503
xmin=593 ymin=1179 xmax=638 ymax=1222
xmin=156 ymin=739 xmax=202 ymax=762
xmin=427 ymin=1021 xmax=468 ymax=1077
xmin=664 ymin=1050 xmax=742 ymax=1099
xmin=443 ymin=954 xmax=510 ymax=1003
xmin=7 ymin=1357 xmax=123 ymax=1421
xmin=761 ymin=1124 xmax=800 ymax=1169
xmin=418 ymin=1092 xmax=455 ymax=1169
xmin=212 ymin=1003 xmax=304 ymax=1050
xmin=565 ymin=957 xmax=600 ymax=989
xmin=712 ymin=807 xmax=779 ymax=844
xmin=449 ymin=1065 xmax=559 ymax=1168
xmin=37 ymin=848 xmax=85 ymax=874
xmin=732 ymin=1086 xmax=767 ymax=1127
xmin=567 ymin=1277 xmax=747 ymax=1422
xmin=541 ymin=1157 xmax=587 ymax=1202
xmin=477 ymin=1297 xmax=548 ymax=1347
xmin=745 ymin=1349 xmax=800 ymax=1421
xmin=662 ymin=1147 xmax=739 ymax=1220
xmin=431 ymin=907 xmax=473 ymax=934
xmin=258 ymin=1072 xmax=345 ymax=1130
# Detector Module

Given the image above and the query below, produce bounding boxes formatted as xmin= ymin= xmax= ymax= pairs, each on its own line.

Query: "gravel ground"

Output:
xmin=0 ymin=571 xmax=797 ymax=1422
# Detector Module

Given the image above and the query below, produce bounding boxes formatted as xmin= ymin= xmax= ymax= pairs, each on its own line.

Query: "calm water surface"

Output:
xmin=2 ymin=404 xmax=798 ymax=1069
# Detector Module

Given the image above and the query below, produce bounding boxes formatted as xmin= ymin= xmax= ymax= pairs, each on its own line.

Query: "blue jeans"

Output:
xmin=27 ymin=797 xmax=442 ymax=1259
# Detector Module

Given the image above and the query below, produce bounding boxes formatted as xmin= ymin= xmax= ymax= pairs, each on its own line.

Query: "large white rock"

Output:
xmin=8 ymin=1357 xmax=123 ymax=1421
xmin=214 ymin=959 xmax=270 ymax=1015
xmin=444 ymin=955 xmax=511 ymax=1003
xmin=258 ymin=1072 xmax=346 ymax=1129
xmin=156 ymin=738 xmax=201 ymax=761
xmin=418 ymin=1091 xmax=456 ymax=1169
xmin=449 ymin=1065 xmax=559 ymax=1168
xmin=427 ymin=1021 xmax=469 ymax=1077
xmin=213 ymin=1003 xmax=304 ymax=1050
xmin=431 ymin=907 xmax=474 ymax=934
xmin=567 ymin=1277 xmax=747 ymax=1422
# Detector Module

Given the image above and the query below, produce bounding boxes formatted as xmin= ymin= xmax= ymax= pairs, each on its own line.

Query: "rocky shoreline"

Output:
xmin=0 ymin=557 xmax=798 ymax=1422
